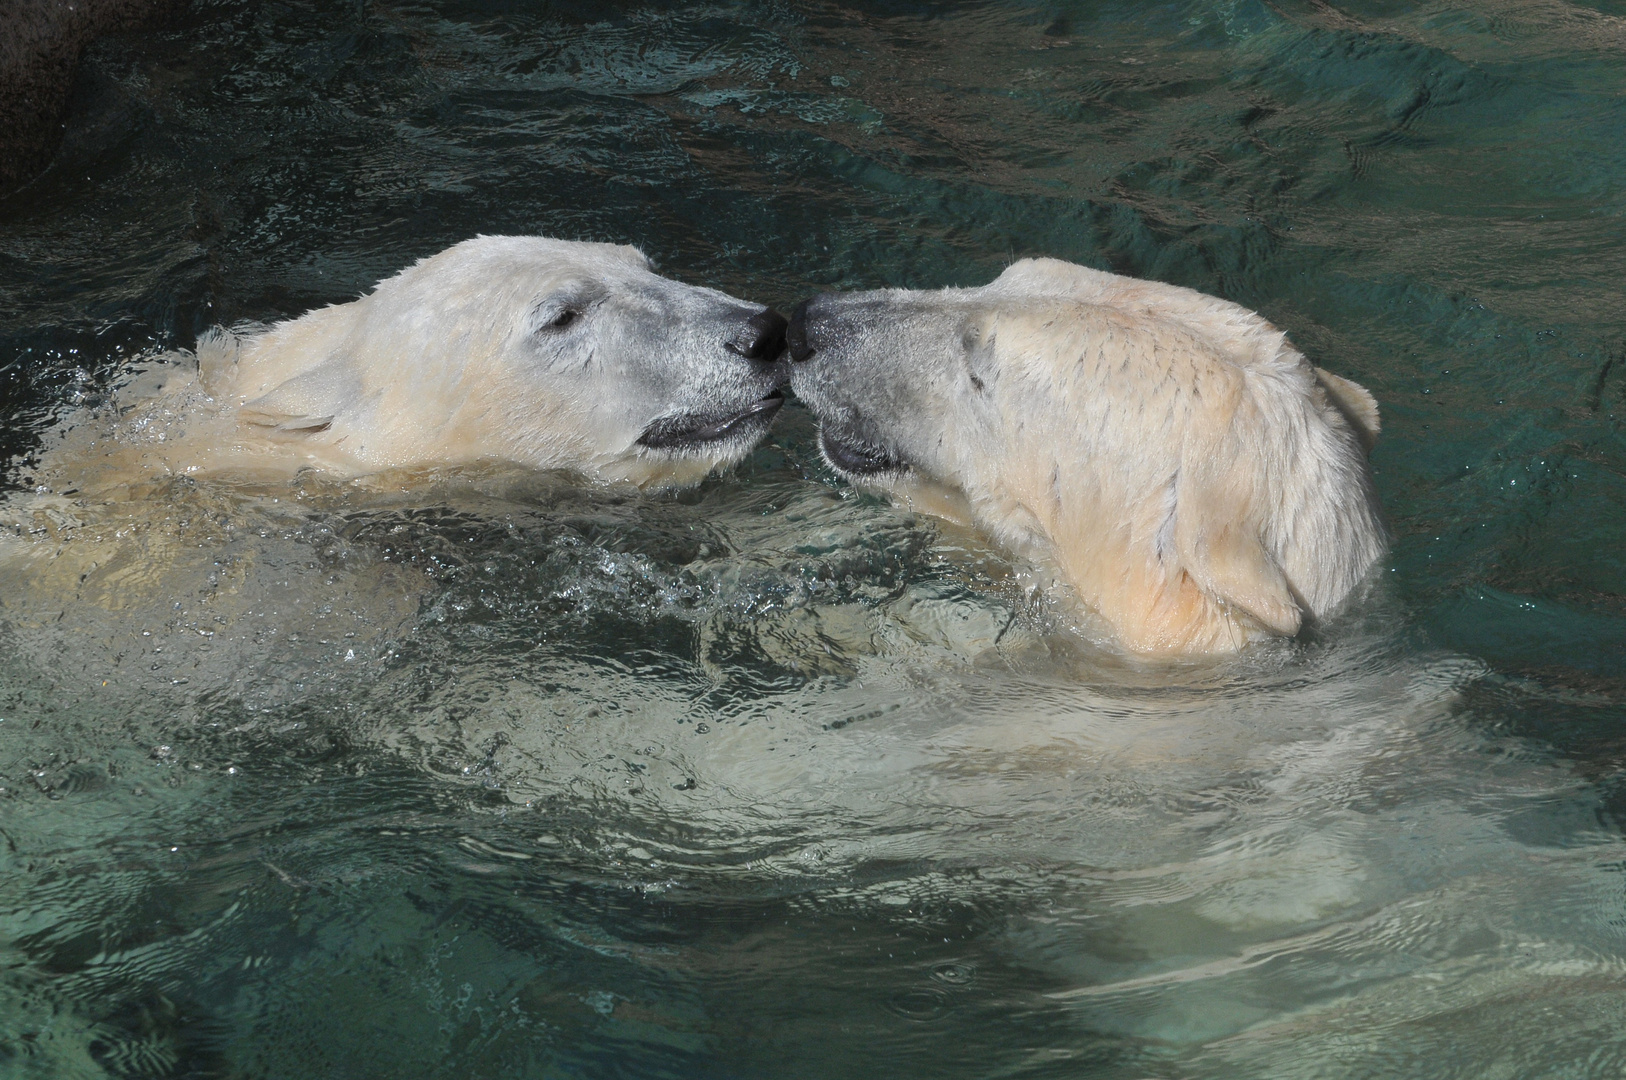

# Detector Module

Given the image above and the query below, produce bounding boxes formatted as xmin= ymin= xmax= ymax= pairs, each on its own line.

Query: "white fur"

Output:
xmin=39 ymin=236 xmax=785 ymax=494
xmin=790 ymin=258 xmax=1387 ymax=655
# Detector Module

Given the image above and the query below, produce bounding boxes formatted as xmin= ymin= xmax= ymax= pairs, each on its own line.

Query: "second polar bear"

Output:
xmin=41 ymin=236 xmax=790 ymax=494
xmin=787 ymin=258 xmax=1386 ymax=656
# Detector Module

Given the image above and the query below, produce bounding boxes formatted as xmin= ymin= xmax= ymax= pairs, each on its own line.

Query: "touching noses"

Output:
xmin=727 ymin=308 xmax=789 ymax=361
xmin=786 ymin=299 xmax=816 ymax=363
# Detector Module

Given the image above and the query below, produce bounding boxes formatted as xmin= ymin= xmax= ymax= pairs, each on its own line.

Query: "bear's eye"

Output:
xmin=529 ymin=298 xmax=588 ymax=335
xmin=528 ymin=286 xmax=601 ymax=337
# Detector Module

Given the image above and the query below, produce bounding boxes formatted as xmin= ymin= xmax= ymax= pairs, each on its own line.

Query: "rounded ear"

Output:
xmin=1178 ymin=525 xmax=1303 ymax=637
xmin=1173 ymin=478 xmax=1303 ymax=637
xmin=238 ymin=358 xmax=361 ymax=436
xmin=1314 ymin=367 xmax=1380 ymax=454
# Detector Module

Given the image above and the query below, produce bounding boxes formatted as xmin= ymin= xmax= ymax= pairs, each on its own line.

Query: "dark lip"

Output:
xmin=637 ymin=391 xmax=785 ymax=450
xmin=818 ymin=425 xmax=903 ymax=476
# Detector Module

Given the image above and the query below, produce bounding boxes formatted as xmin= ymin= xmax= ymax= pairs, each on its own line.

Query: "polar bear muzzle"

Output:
xmin=787 ymin=294 xmax=939 ymax=480
xmin=636 ymin=389 xmax=787 ymax=451
xmin=634 ymin=306 xmax=789 ymax=453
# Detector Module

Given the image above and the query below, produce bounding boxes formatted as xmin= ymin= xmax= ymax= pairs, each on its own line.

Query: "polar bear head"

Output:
xmin=209 ymin=236 xmax=789 ymax=488
xmin=787 ymin=258 xmax=1387 ymax=654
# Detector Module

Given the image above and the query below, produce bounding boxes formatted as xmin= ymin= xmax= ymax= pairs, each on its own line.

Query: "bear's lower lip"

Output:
xmin=637 ymin=391 xmax=784 ymax=450
xmin=818 ymin=426 xmax=903 ymax=476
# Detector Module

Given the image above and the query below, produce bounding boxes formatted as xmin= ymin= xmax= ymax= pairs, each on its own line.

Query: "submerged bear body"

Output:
xmin=788 ymin=258 xmax=1386 ymax=656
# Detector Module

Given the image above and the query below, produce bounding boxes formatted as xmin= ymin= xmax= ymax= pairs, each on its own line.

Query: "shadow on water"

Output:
xmin=3 ymin=0 xmax=1626 ymax=1076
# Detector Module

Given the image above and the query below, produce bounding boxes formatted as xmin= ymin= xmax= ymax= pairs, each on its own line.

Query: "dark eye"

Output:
xmin=529 ymin=289 xmax=596 ymax=336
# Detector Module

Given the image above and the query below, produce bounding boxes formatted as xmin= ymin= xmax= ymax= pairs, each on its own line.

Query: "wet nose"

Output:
xmin=786 ymin=299 xmax=815 ymax=362
xmin=727 ymin=308 xmax=788 ymax=361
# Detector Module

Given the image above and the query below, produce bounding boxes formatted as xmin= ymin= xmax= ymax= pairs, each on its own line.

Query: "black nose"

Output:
xmin=786 ymin=299 xmax=815 ymax=363
xmin=727 ymin=308 xmax=788 ymax=361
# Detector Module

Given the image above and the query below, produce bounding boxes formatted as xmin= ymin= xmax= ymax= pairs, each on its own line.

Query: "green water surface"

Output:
xmin=2 ymin=1 xmax=1626 ymax=1077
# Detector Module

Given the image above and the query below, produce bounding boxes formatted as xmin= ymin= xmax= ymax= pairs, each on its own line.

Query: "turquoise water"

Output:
xmin=3 ymin=0 xmax=1626 ymax=1076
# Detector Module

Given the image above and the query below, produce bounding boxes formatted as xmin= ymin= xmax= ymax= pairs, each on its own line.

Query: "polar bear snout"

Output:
xmin=725 ymin=308 xmax=790 ymax=362
xmin=785 ymin=293 xmax=884 ymax=365
xmin=787 ymin=291 xmax=943 ymax=481
xmin=786 ymin=299 xmax=817 ymax=362
xmin=786 ymin=296 xmax=899 ymax=475
xmin=627 ymin=298 xmax=791 ymax=461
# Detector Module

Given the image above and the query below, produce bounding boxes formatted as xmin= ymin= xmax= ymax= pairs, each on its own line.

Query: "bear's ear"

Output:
xmin=238 ymin=359 xmax=362 ymax=436
xmin=1314 ymin=367 xmax=1380 ymax=454
xmin=1175 ymin=516 xmax=1303 ymax=638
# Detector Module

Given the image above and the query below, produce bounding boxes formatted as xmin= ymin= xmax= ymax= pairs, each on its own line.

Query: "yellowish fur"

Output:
xmin=793 ymin=258 xmax=1387 ymax=655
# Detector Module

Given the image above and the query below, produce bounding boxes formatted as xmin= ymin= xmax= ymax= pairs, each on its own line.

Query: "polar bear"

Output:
xmin=39 ymin=235 xmax=790 ymax=494
xmin=786 ymin=258 xmax=1386 ymax=655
